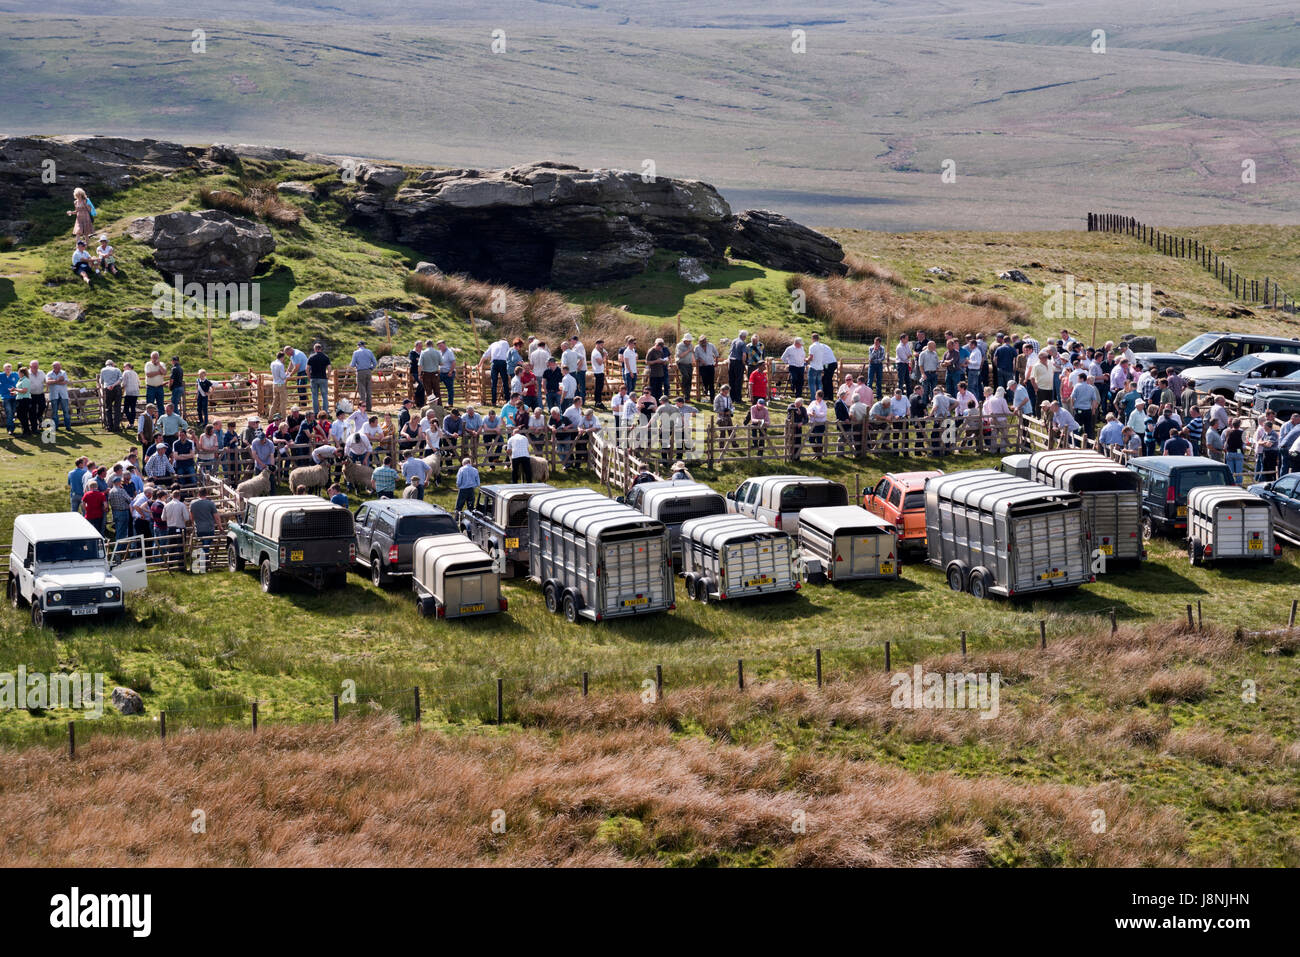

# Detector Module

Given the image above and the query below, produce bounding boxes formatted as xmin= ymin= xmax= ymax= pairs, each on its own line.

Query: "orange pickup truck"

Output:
xmin=862 ymin=470 xmax=943 ymax=550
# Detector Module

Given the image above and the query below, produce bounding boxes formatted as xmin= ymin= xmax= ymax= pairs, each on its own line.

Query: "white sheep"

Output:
xmin=236 ymin=469 xmax=272 ymax=500
xmin=529 ymin=455 xmax=549 ymax=483
xmin=287 ymin=463 xmax=331 ymax=492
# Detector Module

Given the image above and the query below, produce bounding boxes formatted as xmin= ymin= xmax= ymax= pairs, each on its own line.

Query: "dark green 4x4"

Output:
xmin=1127 ymin=456 xmax=1234 ymax=540
xmin=227 ymin=495 xmax=355 ymax=592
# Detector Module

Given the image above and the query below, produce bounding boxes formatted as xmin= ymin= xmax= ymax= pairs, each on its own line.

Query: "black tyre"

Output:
xmin=8 ymin=576 xmax=21 ymax=609
xmin=1141 ymin=516 xmax=1156 ymax=542
xmin=1189 ymin=541 xmax=1203 ymax=567
xmin=228 ymin=542 xmax=244 ymax=572
xmin=31 ymin=603 xmax=45 ymax=629
xmin=260 ymin=559 xmax=279 ymax=594
xmin=544 ymin=582 xmax=559 ymax=614
xmin=417 ymin=596 xmax=433 ymax=618
xmin=695 ymin=578 xmax=710 ymax=603
xmin=371 ymin=553 xmax=387 ymax=588
xmin=563 ymin=593 xmax=579 ymax=623
xmin=968 ymin=569 xmax=989 ymax=600
xmin=946 ymin=563 xmax=966 ymax=593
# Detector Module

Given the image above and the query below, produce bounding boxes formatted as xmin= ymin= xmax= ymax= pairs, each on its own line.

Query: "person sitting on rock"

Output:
xmin=72 ymin=240 xmax=94 ymax=285
xmin=94 ymin=234 xmax=119 ymax=275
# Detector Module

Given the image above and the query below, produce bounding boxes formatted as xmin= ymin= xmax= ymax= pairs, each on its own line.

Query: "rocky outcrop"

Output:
xmin=299 ymin=291 xmax=357 ymax=309
xmin=0 ymin=135 xmax=200 ymax=214
xmin=347 ymin=161 xmax=734 ymax=287
xmin=127 ymin=210 xmax=274 ymax=283
xmin=677 ymin=257 xmax=709 ymax=284
xmin=229 ymin=310 xmax=265 ymax=330
xmin=111 ymin=686 xmax=144 ymax=716
xmin=728 ymin=209 xmax=846 ymax=277
xmin=42 ymin=301 xmax=86 ymax=322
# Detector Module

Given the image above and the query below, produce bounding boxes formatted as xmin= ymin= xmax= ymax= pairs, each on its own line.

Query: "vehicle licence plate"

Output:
xmin=290 ymin=550 xmax=304 ymax=561
xmin=459 ymin=603 xmax=485 ymax=614
xmin=71 ymin=607 xmax=96 ymax=616
xmin=1176 ymin=506 xmax=1187 ymax=517
xmin=1099 ymin=544 xmax=1113 ymax=556
xmin=879 ymin=562 xmax=894 ymax=574
xmin=1248 ymin=539 xmax=1263 ymax=551
xmin=1038 ymin=570 xmax=1064 ymax=581
xmin=745 ymin=575 xmax=772 ymax=586
xmin=622 ymin=596 xmax=648 ymax=607
xmin=504 ymin=537 xmax=519 ymax=549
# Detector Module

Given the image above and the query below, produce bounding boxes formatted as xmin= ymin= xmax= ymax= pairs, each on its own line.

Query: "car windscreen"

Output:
xmin=1175 ymin=334 xmax=1219 ymax=357
xmin=1176 ymin=468 xmax=1232 ymax=496
xmin=1223 ymin=354 xmax=1264 ymax=373
xmin=780 ymin=484 xmax=849 ymax=509
xmin=396 ymin=514 xmax=458 ymax=539
xmin=35 ymin=538 xmax=104 ymax=563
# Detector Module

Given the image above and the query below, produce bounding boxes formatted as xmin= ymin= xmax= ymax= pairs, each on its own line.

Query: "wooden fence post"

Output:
xmin=160 ymin=710 xmax=167 ymax=739
xmin=1039 ymin=620 xmax=1047 ymax=649
xmin=413 ymin=686 xmax=421 ymax=724
xmin=656 ymin=664 xmax=663 ymax=699
xmin=737 ymin=659 xmax=745 ymax=691
xmin=883 ymin=640 xmax=891 ymax=672
xmin=582 ymin=671 xmax=589 ymax=696
xmin=496 ymin=678 xmax=504 ymax=724
xmin=251 ymin=701 xmax=258 ymax=731
xmin=960 ymin=631 xmax=967 ymax=657
xmin=333 ymin=694 xmax=340 ymax=723
xmin=815 ymin=649 xmax=822 ymax=688
xmin=68 ymin=721 xmax=75 ymax=759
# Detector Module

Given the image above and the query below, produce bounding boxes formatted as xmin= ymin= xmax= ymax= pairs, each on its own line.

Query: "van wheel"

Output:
xmin=563 ymin=593 xmax=580 ymax=623
xmin=371 ymin=553 xmax=388 ymax=587
xmin=1141 ymin=517 xmax=1156 ymax=541
xmin=544 ymin=582 xmax=559 ymax=614
xmin=260 ymin=559 xmax=279 ymax=594
xmin=228 ymin=543 xmax=244 ymax=572
xmin=946 ymin=562 xmax=967 ymax=593
xmin=31 ymin=604 xmax=45 ymax=629
xmin=8 ymin=576 xmax=22 ymax=609
xmin=968 ymin=569 xmax=989 ymax=600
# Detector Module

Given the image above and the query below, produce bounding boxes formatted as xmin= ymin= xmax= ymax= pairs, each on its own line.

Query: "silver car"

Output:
xmin=1179 ymin=352 xmax=1300 ymax=401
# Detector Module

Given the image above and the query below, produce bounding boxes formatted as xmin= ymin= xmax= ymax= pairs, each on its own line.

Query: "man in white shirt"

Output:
xmin=507 ymin=429 xmax=533 ymax=482
xmin=559 ymin=366 xmax=578 ymax=412
xmin=807 ymin=333 xmax=836 ymax=400
xmin=479 ymin=338 xmax=512 ymax=406
xmin=564 ymin=335 xmax=587 ymax=401
xmin=270 ymin=351 xmax=288 ymax=418
xmin=781 ymin=337 xmax=806 ymax=399
xmin=529 ymin=340 xmax=551 ymax=379
xmin=895 ymin=334 xmax=913 ymax=394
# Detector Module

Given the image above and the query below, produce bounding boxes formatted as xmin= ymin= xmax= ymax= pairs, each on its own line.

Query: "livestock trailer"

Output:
xmin=412 ymin=533 xmax=505 ymax=620
xmin=1186 ymin=487 xmax=1278 ymax=566
xmin=1028 ymin=449 xmax=1144 ymax=564
xmin=925 ymin=470 xmax=1091 ymax=599
xmin=679 ymin=514 xmax=798 ymax=603
xmin=528 ymin=488 xmax=675 ymax=623
xmin=797 ymin=505 xmax=901 ymax=583
xmin=999 ymin=454 xmax=1032 ymax=479
xmin=622 ymin=480 xmax=727 ymax=566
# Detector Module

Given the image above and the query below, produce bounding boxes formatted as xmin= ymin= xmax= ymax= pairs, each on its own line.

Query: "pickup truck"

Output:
xmin=227 ymin=495 xmax=355 ymax=593
xmin=353 ymin=499 xmax=457 ymax=587
xmin=8 ymin=513 xmax=147 ymax=628
xmin=459 ymin=483 xmax=554 ymax=577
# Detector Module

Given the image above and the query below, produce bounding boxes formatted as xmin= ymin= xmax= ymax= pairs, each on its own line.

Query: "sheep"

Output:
xmin=236 ymin=469 xmax=272 ymax=500
xmin=421 ymin=451 xmax=443 ymax=485
xmin=529 ymin=455 xmax=549 ymax=483
xmin=287 ymin=463 xmax=331 ymax=492
xmin=342 ymin=459 xmax=375 ymax=492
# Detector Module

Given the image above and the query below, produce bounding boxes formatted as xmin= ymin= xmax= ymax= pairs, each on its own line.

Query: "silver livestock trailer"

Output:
xmin=999 ymin=454 xmax=1032 ymax=479
xmin=1028 ymin=449 xmax=1144 ymax=565
xmin=528 ymin=488 xmax=675 ymax=623
xmin=925 ymin=470 xmax=1091 ymax=599
xmin=679 ymin=514 xmax=799 ymax=603
xmin=412 ymin=533 xmax=505 ymax=620
xmin=796 ymin=505 xmax=900 ymax=583
xmin=1186 ymin=487 xmax=1277 ymax=566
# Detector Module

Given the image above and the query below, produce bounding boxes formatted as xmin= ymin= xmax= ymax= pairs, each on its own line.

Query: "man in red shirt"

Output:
xmin=80 ymin=473 xmax=108 ymax=536
xmin=516 ymin=363 xmax=539 ymax=409
xmin=748 ymin=365 xmax=769 ymax=402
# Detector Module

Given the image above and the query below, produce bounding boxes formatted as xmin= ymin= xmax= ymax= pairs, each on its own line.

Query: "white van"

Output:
xmin=726 ymin=475 xmax=849 ymax=533
xmin=7 ymin=513 xmax=147 ymax=628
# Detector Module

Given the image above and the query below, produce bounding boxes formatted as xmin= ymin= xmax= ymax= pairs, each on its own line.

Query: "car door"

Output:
xmin=354 ymin=504 xmax=372 ymax=559
xmin=108 ymin=536 xmax=148 ymax=592
xmin=864 ymin=478 xmax=889 ymax=518
xmin=1270 ymin=475 xmax=1300 ymax=535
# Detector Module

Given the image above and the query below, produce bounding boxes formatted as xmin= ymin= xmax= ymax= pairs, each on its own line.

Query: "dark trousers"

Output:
xmin=511 ymin=457 xmax=533 ymax=483
xmin=923 ymin=371 xmax=937 ymax=403
xmin=196 ymin=395 xmax=208 ymax=426
xmin=1075 ymin=408 xmax=1095 ymax=438
xmin=490 ymin=359 xmax=509 ymax=405
xmin=593 ymin=373 xmax=605 ymax=406
xmin=123 ymin=394 xmax=137 ymax=426
xmin=650 ymin=376 xmax=666 ymax=401
xmin=822 ymin=362 xmax=838 ymax=399
xmin=788 ymin=365 xmax=805 ymax=399
xmin=103 ymin=385 xmax=122 ymax=430
xmin=700 ymin=365 xmax=716 ymax=401
xmin=455 ymin=487 xmax=475 ymax=511
xmin=678 ymin=363 xmax=693 ymax=401
xmin=728 ymin=362 xmax=744 ymax=399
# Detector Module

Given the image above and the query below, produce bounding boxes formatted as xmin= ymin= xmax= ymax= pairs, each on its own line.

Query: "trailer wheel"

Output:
xmin=563 ymin=593 xmax=580 ymax=623
xmin=544 ymin=581 xmax=560 ymax=614
xmin=695 ymin=578 xmax=711 ymax=604
xmin=946 ymin=561 xmax=968 ymax=593
xmin=260 ymin=559 xmax=279 ymax=594
xmin=228 ymin=542 xmax=244 ymax=572
xmin=1188 ymin=541 xmax=1203 ymax=567
xmin=968 ymin=568 xmax=990 ymax=600
xmin=417 ymin=596 xmax=433 ymax=618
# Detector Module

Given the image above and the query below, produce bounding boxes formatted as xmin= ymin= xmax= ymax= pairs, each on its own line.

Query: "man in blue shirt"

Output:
xmin=454 ymin=457 xmax=480 ymax=512
xmin=994 ymin=335 xmax=1018 ymax=390
xmin=283 ymin=344 xmax=309 ymax=406
xmin=68 ymin=457 xmax=89 ymax=512
xmin=0 ymin=363 xmax=18 ymax=435
xmin=349 ymin=341 xmax=377 ymax=413
xmin=328 ymin=484 xmax=350 ymax=508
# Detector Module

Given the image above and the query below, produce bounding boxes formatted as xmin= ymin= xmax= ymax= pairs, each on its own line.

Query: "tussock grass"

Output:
xmin=789 ymin=274 xmax=1006 ymax=343
xmin=197 ymin=186 xmax=301 ymax=227
xmin=844 ymin=253 xmax=905 ymax=286
xmin=0 ymin=716 xmax=1183 ymax=867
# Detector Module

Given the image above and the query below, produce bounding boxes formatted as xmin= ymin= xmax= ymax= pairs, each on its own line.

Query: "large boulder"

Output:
xmin=299 ymin=291 xmax=357 ymax=309
xmin=229 ymin=310 xmax=265 ymax=330
xmin=110 ymin=686 xmax=144 ymax=716
xmin=347 ymin=161 xmax=734 ymax=287
xmin=42 ymin=301 xmax=86 ymax=322
xmin=0 ymin=135 xmax=200 ymax=214
xmin=728 ymin=209 xmax=846 ymax=276
xmin=128 ymin=210 xmax=274 ymax=283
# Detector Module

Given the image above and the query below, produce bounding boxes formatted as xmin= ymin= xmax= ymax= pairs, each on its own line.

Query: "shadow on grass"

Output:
xmin=0 ymin=278 xmax=14 ymax=309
